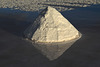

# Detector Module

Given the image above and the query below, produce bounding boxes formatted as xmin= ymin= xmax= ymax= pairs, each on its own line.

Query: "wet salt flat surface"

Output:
xmin=0 ymin=4 xmax=100 ymax=67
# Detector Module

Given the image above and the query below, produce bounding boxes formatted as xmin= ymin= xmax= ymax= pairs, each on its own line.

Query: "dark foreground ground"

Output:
xmin=0 ymin=4 xmax=100 ymax=67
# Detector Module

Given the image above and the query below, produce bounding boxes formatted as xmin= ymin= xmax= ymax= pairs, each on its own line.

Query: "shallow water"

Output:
xmin=0 ymin=4 xmax=100 ymax=67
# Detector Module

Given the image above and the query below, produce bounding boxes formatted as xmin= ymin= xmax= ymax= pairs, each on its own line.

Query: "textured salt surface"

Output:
xmin=0 ymin=0 xmax=100 ymax=11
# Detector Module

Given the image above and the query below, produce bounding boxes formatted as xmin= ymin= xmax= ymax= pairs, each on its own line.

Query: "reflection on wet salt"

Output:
xmin=32 ymin=35 xmax=81 ymax=60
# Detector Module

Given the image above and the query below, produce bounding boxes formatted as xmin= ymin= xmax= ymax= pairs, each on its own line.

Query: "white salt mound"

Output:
xmin=24 ymin=6 xmax=81 ymax=43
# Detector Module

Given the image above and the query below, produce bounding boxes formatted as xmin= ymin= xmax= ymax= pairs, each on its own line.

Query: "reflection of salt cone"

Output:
xmin=33 ymin=37 xmax=81 ymax=60
xmin=24 ymin=6 xmax=81 ymax=60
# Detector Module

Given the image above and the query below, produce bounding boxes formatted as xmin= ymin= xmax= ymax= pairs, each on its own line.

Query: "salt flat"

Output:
xmin=0 ymin=0 xmax=100 ymax=11
xmin=0 ymin=0 xmax=100 ymax=67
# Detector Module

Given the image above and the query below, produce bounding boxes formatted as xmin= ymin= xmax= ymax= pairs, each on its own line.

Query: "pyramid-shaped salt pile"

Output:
xmin=24 ymin=6 xmax=81 ymax=42
xmin=24 ymin=6 xmax=81 ymax=60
